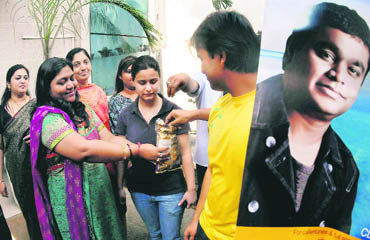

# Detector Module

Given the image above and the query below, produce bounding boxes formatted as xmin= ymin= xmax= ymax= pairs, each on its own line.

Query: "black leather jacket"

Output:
xmin=237 ymin=75 xmax=359 ymax=234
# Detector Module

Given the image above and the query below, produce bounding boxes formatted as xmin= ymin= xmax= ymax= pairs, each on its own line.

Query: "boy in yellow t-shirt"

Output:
xmin=183 ymin=11 xmax=260 ymax=240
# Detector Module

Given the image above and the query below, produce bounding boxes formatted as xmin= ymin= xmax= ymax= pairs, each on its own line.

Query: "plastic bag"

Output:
xmin=155 ymin=118 xmax=181 ymax=174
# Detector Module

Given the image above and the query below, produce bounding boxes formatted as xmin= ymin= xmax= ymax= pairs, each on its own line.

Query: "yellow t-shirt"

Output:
xmin=200 ymin=90 xmax=255 ymax=240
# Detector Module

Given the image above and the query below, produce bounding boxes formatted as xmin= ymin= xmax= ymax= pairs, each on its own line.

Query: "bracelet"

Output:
xmin=126 ymin=144 xmax=133 ymax=158
xmin=122 ymin=144 xmax=127 ymax=160
xmin=0 ymin=180 xmax=4 ymax=183
xmin=137 ymin=142 xmax=141 ymax=156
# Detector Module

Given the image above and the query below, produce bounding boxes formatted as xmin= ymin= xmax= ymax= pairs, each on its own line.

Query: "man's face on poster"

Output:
xmin=284 ymin=27 xmax=369 ymax=120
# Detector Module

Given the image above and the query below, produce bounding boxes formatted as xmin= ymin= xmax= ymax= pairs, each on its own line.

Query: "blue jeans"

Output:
xmin=131 ymin=192 xmax=185 ymax=240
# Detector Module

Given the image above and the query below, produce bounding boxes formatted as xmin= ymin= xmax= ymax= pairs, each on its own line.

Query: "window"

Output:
xmin=90 ymin=0 xmax=149 ymax=95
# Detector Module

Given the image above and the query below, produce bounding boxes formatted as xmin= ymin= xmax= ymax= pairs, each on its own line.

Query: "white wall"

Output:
xmin=0 ymin=0 xmax=265 ymax=106
xmin=158 ymin=0 xmax=265 ymax=111
xmin=0 ymin=1 xmax=89 ymax=97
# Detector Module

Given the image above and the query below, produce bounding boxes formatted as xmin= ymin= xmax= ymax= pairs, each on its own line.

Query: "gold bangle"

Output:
xmin=122 ymin=144 xmax=128 ymax=160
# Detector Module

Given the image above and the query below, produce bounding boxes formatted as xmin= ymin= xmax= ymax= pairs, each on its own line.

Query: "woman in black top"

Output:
xmin=116 ymin=55 xmax=196 ymax=240
xmin=0 ymin=64 xmax=41 ymax=239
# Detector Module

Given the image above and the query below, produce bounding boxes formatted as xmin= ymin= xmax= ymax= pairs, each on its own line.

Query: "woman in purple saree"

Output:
xmin=30 ymin=58 xmax=168 ymax=240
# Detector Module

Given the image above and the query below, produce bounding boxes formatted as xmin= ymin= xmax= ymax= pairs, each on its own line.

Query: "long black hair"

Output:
xmin=114 ymin=56 xmax=137 ymax=93
xmin=1 ymin=64 xmax=30 ymax=107
xmin=35 ymin=57 xmax=89 ymax=127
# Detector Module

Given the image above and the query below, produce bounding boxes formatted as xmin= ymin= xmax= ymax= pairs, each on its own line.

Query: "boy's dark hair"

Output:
xmin=131 ymin=55 xmax=161 ymax=80
xmin=190 ymin=11 xmax=260 ymax=73
xmin=283 ymin=2 xmax=370 ymax=78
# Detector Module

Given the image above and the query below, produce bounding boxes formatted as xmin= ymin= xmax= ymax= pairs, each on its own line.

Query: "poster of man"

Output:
xmin=236 ymin=1 xmax=370 ymax=239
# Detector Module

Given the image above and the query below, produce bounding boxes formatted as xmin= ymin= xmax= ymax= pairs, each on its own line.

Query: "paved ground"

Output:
xmin=3 ymin=185 xmax=195 ymax=240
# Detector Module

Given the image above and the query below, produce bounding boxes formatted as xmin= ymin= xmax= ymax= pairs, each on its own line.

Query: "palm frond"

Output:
xmin=90 ymin=3 xmax=122 ymax=36
xmin=86 ymin=0 xmax=161 ymax=49
xmin=212 ymin=0 xmax=233 ymax=10
xmin=9 ymin=0 xmax=233 ymax=58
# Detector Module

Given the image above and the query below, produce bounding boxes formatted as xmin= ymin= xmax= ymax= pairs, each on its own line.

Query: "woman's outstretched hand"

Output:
xmin=0 ymin=181 xmax=8 ymax=198
xmin=138 ymin=144 xmax=169 ymax=163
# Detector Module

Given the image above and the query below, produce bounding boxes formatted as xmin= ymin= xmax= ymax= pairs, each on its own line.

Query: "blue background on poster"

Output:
xmin=259 ymin=0 xmax=370 ymax=238
xmin=332 ymin=88 xmax=370 ymax=239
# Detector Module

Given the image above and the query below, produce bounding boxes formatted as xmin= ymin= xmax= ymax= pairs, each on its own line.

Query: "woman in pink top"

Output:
xmin=66 ymin=48 xmax=110 ymax=130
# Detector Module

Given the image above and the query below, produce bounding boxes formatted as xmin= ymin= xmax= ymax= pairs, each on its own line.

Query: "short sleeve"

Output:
xmin=187 ymin=73 xmax=207 ymax=98
xmin=115 ymin=108 xmax=128 ymax=136
xmin=41 ymin=113 xmax=74 ymax=150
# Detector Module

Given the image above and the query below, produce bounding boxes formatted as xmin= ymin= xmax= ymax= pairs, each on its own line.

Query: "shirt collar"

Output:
xmin=256 ymin=75 xmax=344 ymax=168
xmin=130 ymin=93 xmax=173 ymax=117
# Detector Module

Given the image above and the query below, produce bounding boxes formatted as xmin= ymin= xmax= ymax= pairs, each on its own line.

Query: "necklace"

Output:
xmin=6 ymin=96 xmax=30 ymax=117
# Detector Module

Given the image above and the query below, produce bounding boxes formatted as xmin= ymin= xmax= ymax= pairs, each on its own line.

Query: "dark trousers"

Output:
xmin=196 ymin=164 xmax=207 ymax=201
xmin=195 ymin=222 xmax=210 ymax=240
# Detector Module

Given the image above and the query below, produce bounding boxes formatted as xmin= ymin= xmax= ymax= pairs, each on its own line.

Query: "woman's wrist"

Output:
xmin=130 ymin=144 xmax=138 ymax=157
xmin=130 ymin=142 xmax=142 ymax=157
xmin=126 ymin=144 xmax=133 ymax=158
xmin=187 ymin=187 xmax=196 ymax=192
xmin=122 ymin=144 xmax=128 ymax=160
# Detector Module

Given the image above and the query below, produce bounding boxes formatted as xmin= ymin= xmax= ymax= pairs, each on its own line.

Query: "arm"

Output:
xmin=54 ymin=127 xmax=169 ymax=163
xmin=177 ymin=134 xmax=196 ymax=208
xmin=100 ymin=129 xmax=128 ymax=202
xmin=165 ymin=108 xmax=210 ymax=126
xmin=184 ymin=168 xmax=211 ymax=240
xmin=53 ymin=130 xmax=128 ymax=162
xmin=99 ymin=127 xmax=169 ymax=161
xmin=0 ymin=135 xmax=8 ymax=197
xmin=167 ymin=73 xmax=199 ymax=97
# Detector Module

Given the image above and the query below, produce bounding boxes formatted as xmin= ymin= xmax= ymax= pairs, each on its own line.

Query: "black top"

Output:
xmin=0 ymin=105 xmax=12 ymax=134
xmin=116 ymin=94 xmax=190 ymax=195
xmin=237 ymin=75 xmax=359 ymax=233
